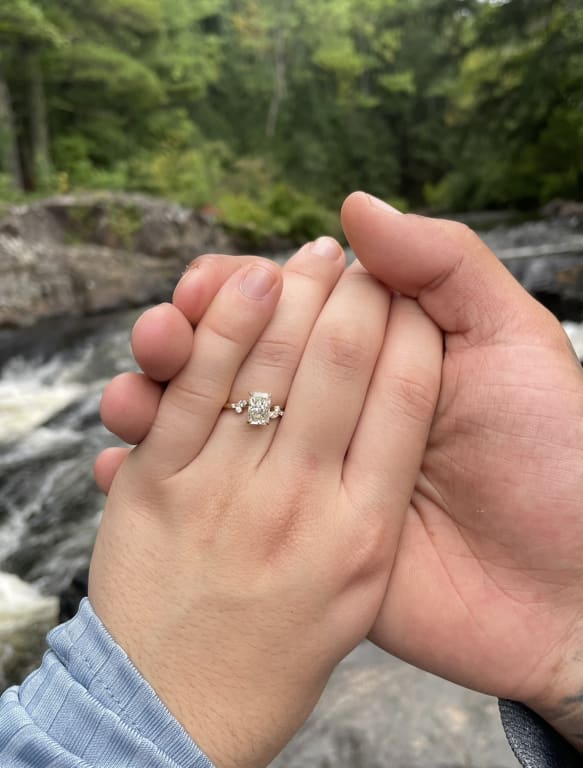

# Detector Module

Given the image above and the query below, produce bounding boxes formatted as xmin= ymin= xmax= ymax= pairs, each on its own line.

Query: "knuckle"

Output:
xmin=168 ymin=376 xmax=219 ymax=414
xmin=341 ymin=520 xmax=388 ymax=583
xmin=318 ymin=328 xmax=369 ymax=377
xmin=204 ymin=316 xmax=243 ymax=349
xmin=250 ymin=336 xmax=299 ymax=373
xmin=443 ymin=218 xmax=477 ymax=243
xmin=387 ymin=370 xmax=438 ymax=423
xmin=285 ymin=258 xmax=337 ymax=286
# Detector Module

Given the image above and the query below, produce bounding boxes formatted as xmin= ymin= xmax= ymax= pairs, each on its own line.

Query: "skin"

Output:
xmin=100 ymin=199 xmax=583 ymax=752
xmin=92 ymin=240 xmax=443 ymax=768
xmin=341 ymin=194 xmax=583 ymax=751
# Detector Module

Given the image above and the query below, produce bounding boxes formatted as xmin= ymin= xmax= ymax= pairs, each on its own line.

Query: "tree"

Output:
xmin=0 ymin=0 xmax=580 ymax=228
xmin=0 ymin=0 xmax=62 ymax=189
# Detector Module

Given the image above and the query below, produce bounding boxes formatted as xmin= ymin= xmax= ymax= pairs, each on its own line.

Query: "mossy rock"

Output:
xmin=104 ymin=203 xmax=142 ymax=249
xmin=62 ymin=200 xmax=142 ymax=249
xmin=64 ymin=205 xmax=100 ymax=245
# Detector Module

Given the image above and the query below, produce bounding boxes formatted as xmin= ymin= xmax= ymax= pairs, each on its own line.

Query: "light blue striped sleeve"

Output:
xmin=0 ymin=598 xmax=214 ymax=767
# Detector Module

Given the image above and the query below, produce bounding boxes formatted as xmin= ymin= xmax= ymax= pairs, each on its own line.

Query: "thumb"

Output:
xmin=341 ymin=191 xmax=549 ymax=345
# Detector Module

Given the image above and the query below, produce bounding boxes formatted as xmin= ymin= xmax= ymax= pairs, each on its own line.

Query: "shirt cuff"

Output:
xmin=0 ymin=597 xmax=215 ymax=767
xmin=499 ymin=699 xmax=582 ymax=767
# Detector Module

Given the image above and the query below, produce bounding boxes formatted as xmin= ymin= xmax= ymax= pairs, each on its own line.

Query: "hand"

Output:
xmin=91 ymin=241 xmax=443 ymax=768
xmin=342 ymin=193 xmax=583 ymax=750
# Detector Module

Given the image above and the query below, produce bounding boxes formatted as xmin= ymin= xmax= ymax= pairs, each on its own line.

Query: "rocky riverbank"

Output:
xmin=2 ymin=194 xmax=583 ymax=330
xmin=479 ymin=217 xmax=583 ymax=321
xmin=0 ymin=193 xmax=234 ymax=329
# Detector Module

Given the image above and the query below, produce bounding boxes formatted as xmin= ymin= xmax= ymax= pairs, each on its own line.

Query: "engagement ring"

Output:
xmin=224 ymin=392 xmax=284 ymax=426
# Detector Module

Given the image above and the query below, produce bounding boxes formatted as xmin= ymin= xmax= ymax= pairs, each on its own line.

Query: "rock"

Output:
xmin=563 ymin=322 xmax=583 ymax=360
xmin=273 ymin=643 xmax=518 ymax=768
xmin=499 ymin=255 xmax=583 ymax=322
xmin=0 ymin=193 xmax=236 ymax=329
xmin=0 ymin=236 xmax=178 ymax=328
xmin=479 ymin=220 xmax=583 ymax=322
xmin=541 ymin=199 xmax=583 ymax=221
xmin=58 ymin=567 xmax=89 ymax=623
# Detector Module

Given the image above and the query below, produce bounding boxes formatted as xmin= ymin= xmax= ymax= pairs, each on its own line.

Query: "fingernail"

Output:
xmin=311 ymin=236 xmax=341 ymax=260
xmin=367 ymin=195 xmax=402 ymax=214
xmin=240 ymin=266 xmax=276 ymax=299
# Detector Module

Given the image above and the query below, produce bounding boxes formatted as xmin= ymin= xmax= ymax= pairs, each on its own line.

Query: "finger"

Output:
xmin=94 ymin=447 xmax=131 ymax=495
xmin=211 ymin=238 xmax=345 ymax=456
xmin=343 ymin=296 xmax=442 ymax=516
xmin=274 ymin=262 xmax=391 ymax=466
xmin=140 ymin=259 xmax=283 ymax=475
xmin=100 ymin=373 xmax=163 ymax=444
xmin=108 ymin=258 xmax=259 ymax=449
xmin=131 ymin=304 xmax=194 ymax=382
xmin=341 ymin=192 xmax=551 ymax=348
xmin=173 ymin=254 xmax=261 ymax=324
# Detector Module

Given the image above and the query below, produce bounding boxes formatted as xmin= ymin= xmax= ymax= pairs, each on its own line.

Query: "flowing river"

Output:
xmin=0 ymin=221 xmax=582 ymax=734
xmin=0 ymin=308 xmax=145 ymax=687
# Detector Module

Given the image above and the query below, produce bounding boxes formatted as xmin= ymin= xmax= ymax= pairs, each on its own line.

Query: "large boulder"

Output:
xmin=0 ymin=236 xmax=181 ymax=328
xmin=0 ymin=193 xmax=235 ymax=329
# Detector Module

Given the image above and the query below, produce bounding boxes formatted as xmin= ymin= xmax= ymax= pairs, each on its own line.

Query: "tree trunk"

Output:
xmin=28 ymin=54 xmax=52 ymax=189
xmin=266 ymin=26 xmax=287 ymax=139
xmin=0 ymin=65 xmax=23 ymax=191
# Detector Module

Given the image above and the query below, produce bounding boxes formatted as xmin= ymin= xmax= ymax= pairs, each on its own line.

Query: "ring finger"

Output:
xmin=137 ymin=259 xmax=283 ymax=476
xmin=209 ymin=237 xmax=346 ymax=457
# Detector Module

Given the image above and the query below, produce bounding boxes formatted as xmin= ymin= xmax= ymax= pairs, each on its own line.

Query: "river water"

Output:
xmin=0 ymin=224 xmax=582 ymax=694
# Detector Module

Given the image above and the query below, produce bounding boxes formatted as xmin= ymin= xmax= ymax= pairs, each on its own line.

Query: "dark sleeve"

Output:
xmin=499 ymin=699 xmax=583 ymax=767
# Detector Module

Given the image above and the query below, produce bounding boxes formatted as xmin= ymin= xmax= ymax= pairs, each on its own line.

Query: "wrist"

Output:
xmin=524 ymin=653 xmax=583 ymax=753
xmin=91 ymin=585 xmax=332 ymax=768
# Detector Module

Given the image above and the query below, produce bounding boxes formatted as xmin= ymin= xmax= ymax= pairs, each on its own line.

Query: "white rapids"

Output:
xmin=563 ymin=322 xmax=583 ymax=361
xmin=0 ymin=572 xmax=58 ymax=632
xmin=0 ymin=354 xmax=88 ymax=445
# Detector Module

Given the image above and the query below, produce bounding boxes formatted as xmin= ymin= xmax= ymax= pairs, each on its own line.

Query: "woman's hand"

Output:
xmin=92 ymin=241 xmax=443 ymax=768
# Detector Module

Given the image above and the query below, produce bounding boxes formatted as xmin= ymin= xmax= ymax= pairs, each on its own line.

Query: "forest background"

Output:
xmin=0 ymin=0 xmax=581 ymax=244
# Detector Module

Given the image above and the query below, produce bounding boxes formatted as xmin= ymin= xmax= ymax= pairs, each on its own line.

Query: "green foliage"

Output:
xmin=64 ymin=204 xmax=101 ymax=245
xmin=0 ymin=1 xmax=62 ymax=46
xmin=106 ymin=203 xmax=143 ymax=249
xmin=0 ymin=173 xmax=25 ymax=203
xmin=215 ymin=158 xmax=339 ymax=245
xmin=435 ymin=0 xmax=583 ymax=210
xmin=0 ymin=0 xmax=581 ymax=238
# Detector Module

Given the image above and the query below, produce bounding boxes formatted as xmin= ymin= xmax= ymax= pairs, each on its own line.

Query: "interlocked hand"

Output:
xmin=93 ymin=240 xmax=442 ymax=768
xmin=342 ymin=193 xmax=583 ymax=750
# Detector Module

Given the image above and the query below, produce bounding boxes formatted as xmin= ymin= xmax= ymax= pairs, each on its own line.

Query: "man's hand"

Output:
xmin=342 ymin=192 xmax=583 ymax=750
